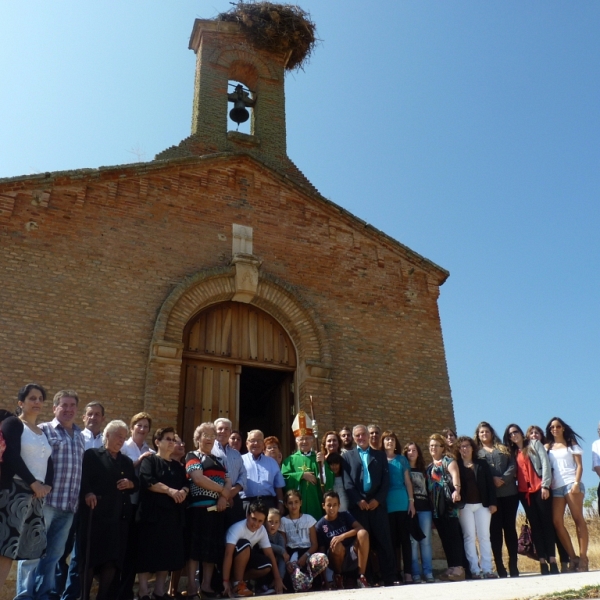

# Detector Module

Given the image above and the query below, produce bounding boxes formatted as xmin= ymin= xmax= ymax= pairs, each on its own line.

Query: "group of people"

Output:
xmin=0 ymin=383 xmax=596 ymax=600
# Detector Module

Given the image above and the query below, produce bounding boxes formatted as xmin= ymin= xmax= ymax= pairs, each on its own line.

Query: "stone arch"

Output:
xmin=214 ymin=46 xmax=281 ymax=83
xmin=144 ymin=267 xmax=332 ymax=425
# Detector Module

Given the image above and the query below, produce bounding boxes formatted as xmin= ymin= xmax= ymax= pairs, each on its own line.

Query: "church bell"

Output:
xmin=228 ymin=83 xmax=256 ymax=126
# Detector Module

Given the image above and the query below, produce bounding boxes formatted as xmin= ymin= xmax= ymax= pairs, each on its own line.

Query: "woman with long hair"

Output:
xmin=526 ymin=424 xmax=570 ymax=573
xmin=545 ymin=417 xmax=588 ymax=572
xmin=442 ymin=428 xmax=458 ymax=459
xmin=403 ymin=441 xmax=434 ymax=583
xmin=382 ymin=431 xmax=414 ymax=584
xmin=456 ymin=436 xmax=497 ymax=579
xmin=0 ymin=384 xmax=53 ymax=590
xmin=503 ymin=423 xmax=557 ymax=574
xmin=475 ymin=421 xmax=519 ymax=578
xmin=527 ymin=425 xmax=546 ymax=443
xmin=426 ymin=433 xmax=464 ymax=581
xmin=321 ymin=431 xmax=342 ymax=458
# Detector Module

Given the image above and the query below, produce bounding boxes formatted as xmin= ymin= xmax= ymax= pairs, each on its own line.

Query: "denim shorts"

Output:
xmin=553 ymin=481 xmax=585 ymax=498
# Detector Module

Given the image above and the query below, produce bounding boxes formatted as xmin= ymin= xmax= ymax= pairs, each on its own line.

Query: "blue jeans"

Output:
xmin=410 ymin=510 xmax=433 ymax=577
xmin=16 ymin=506 xmax=74 ymax=600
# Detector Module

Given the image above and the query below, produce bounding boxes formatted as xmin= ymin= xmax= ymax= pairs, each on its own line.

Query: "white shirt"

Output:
xmin=548 ymin=444 xmax=583 ymax=488
xmin=280 ymin=514 xmax=316 ymax=549
xmin=122 ymin=438 xmax=155 ymax=503
xmin=226 ymin=519 xmax=271 ymax=549
xmin=591 ymin=439 xmax=600 ymax=472
xmin=20 ymin=424 xmax=52 ymax=482
xmin=82 ymin=428 xmax=104 ymax=451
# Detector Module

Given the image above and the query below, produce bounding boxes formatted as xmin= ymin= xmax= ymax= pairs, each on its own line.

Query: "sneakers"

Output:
xmin=424 ymin=574 xmax=435 ymax=583
xmin=484 ymin=572 xmax=498 ymax=579
xmin=255 ymin=584 xmax=275 ymax=596
xmin=232 ymin=581 xmax=254 ymax=597
xmin=357 ymin=574 xmax=370 ymax=588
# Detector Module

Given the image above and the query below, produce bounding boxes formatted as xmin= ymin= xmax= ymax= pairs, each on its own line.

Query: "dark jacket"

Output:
xmin=458 ymin=457 xmax=497 ymax=508
xmin=78 ymin=447 xmax=139 ymax=569
xmin=0 ymin=416 xmax=53 ymax=489
xmin=342 ymin=446 xmax=389 ymax=508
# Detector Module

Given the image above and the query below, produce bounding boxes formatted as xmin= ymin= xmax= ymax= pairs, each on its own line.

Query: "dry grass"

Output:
xmin=217 ymin=1 xmax=317 ymax=70
xmin=511 ymin=513 xmax=600 ymax=573
xmin=526 ymin=586 xmax=600 ymax=600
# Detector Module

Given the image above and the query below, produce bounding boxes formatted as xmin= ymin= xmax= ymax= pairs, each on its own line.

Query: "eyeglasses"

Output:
xmin=201 ymin=434 xmax=216 ymax=440
xmin=508 ymin=430 xmax=520 ymax=437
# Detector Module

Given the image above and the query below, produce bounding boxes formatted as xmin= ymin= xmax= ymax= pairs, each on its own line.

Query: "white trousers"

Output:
xmin=458 ymin=503 xmax=493 ymax=574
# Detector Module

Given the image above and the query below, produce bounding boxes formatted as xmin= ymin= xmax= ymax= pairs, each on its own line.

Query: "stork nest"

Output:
xmin=217 ymin=2 xmax=317 ymax=71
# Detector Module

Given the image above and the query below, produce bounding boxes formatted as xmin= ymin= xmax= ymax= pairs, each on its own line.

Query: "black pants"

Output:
xmin=225 ymin=494 xmax=246 ymax=530
xmin=433 ymin=516 xmax=464 ymax=568
xmin=490 ymin=494 xmax=519 ymax=576
xmin=351 ymin=506 xmax=396 ymax=586
xmin=519 ymin=490 xmax=555 ymax=561
xmin=388 ymin=511 xmax=412 ymax=578
xmin=243 ymin=496 xmax=277 ymax=514
xmin=116 ymin=505 xmax=138 ymax=600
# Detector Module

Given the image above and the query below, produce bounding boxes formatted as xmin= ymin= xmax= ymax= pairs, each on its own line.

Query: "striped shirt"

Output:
xmin=40 ymin=419 xmax=85 ymax=512
xmin=185 ymin=451 xmax=228 ymax=507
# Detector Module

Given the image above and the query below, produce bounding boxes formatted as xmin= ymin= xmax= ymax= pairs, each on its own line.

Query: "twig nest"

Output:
xmin=218 ymin=2 xmax=317 ymax=71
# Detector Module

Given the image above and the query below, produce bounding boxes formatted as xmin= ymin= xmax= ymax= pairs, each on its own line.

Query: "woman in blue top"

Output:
xmin=383 ymin=430 xmax=415 ymax=584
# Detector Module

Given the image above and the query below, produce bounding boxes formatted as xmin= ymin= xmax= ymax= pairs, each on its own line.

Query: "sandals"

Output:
xmin=577 ymin=556 xmax=589 ymax=572
xmin=568 ymin=556 xmax=580 ymax=572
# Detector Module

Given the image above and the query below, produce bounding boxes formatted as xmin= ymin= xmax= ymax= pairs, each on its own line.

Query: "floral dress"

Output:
xmin=426 ymin=455 xmax=459 ymax=518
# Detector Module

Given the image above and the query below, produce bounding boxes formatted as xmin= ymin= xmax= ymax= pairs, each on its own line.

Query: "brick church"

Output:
xmin=0 ymin=14 xmax=455 ymax=451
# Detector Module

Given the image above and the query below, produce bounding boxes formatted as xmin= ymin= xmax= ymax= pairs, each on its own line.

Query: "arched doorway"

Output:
xmin=179 ymin=301 xmax=297 ymax=452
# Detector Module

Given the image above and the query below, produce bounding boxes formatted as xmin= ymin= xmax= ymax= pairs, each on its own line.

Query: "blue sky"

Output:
xmin=1 ymin=2 xmax=599 ymax=488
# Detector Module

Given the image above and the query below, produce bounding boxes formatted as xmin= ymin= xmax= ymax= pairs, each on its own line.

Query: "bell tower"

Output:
xmin=156 ymin=19 xmax=289 ymax=167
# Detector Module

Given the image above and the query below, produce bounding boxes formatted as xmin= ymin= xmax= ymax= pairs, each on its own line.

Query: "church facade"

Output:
xmin=0 ymin=18 xmax=454 ymax=452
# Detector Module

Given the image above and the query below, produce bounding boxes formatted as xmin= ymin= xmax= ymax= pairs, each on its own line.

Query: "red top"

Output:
xmin=516 ymin=449 xmax=542 ymax=503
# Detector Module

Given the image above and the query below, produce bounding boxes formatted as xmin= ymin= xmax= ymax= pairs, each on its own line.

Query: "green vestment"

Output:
xmin=281 ymin=450 xmax=334 ymax=521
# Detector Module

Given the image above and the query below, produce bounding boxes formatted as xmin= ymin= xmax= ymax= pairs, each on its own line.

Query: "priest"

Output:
xmin=281 ymin=410 xmax=333 ymax=520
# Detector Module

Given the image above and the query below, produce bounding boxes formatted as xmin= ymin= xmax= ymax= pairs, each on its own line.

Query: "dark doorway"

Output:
xmin=239 ymin=367 xmax=294 ymax=454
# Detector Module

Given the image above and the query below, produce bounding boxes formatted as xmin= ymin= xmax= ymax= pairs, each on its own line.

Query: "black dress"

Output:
xmin=78 ymin=447 xmax=138 ymax=569
xmin=136 ymin=453 xmax=186 ymax=573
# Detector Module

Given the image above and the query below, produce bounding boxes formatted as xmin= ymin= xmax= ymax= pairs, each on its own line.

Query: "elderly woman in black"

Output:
xmin=475 ymin=421 xmax=519 ymax=578
xmin=0 ymin=385 xmax=53 ymax=590
xmin=79 ymin=420 xmax=138 ymax=600
xmin=185 ymin=422 xmax=231 ymax=599
xmin=136 ymin=427 xmax=188 ymax=600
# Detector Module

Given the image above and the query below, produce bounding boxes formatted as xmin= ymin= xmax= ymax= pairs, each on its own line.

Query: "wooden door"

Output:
xmin=180 ymin=359 xmax=237 ymax=450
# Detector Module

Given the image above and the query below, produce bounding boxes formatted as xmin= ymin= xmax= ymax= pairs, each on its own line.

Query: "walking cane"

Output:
xmin=82 ymin=503 xmax=94 ymax=600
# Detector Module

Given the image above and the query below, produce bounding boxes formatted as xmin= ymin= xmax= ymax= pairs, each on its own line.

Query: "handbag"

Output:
xmin=517 ymin=520 xmax=537 ymax=560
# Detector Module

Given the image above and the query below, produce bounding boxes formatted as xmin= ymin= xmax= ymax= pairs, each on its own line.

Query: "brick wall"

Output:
xmin=0 ymin=154 xmax=454 ymax=450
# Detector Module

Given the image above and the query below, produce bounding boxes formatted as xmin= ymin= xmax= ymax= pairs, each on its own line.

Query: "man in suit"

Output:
xmin=343 ymin=424 xmax=396 ymax=586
